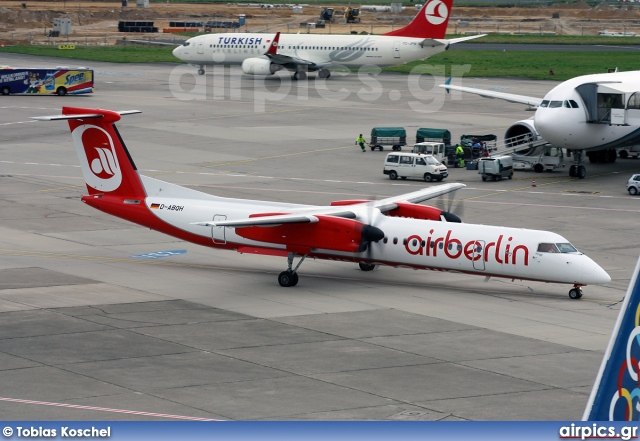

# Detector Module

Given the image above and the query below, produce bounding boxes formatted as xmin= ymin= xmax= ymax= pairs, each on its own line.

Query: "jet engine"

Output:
xmin=504 ymin=118 xmax=539 ymax=150
xmin=241 ymin=58 xmax=282 ymax=75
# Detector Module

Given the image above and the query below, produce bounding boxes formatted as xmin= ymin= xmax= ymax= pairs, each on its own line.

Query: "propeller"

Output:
xmin=357 ymin=199 xmax=385 ymax=260
xmin=438 ymin=188 xmax=464 ymax=223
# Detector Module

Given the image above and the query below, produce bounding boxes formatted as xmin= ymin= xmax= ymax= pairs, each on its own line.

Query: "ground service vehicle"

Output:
xmin=0 ymin=67 xmax=94 ymax=96
xmin=415 ymin=128 xmax=451 ymax=146
xmin=478 ymin=155 xmax=514 ymax=181
xmin=370 ymin=127 xmax=406 ymax=151
xmin=628 ymin=174 xmax=640 ymax=195
xmin=619 ymin=147 xmax=640 ymax=159
xmin=384 ymin=152 xmax=448 ymax=182
xmin=461 ymin=134 xmax=497 ymax=157
xmin=412 ymin=142 xmax=446 ymax=163
xmin=512 ymin=145 xmax=565 ymax=173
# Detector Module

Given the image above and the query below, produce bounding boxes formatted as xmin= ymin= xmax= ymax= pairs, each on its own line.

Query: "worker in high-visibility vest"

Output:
xmin=356 ymin=134 xmax=367 ymax=153
xmin=455 ymin=144 xmax=465 ymax=168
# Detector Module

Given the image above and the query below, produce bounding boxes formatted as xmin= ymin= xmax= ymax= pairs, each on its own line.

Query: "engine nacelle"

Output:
xmin=241 ymin=58 xmax=282 ymax=76
xmin=236 ymin=215 xmax=367 ymax=254
xmin=504 ymin=118 xmax=539 ymax=150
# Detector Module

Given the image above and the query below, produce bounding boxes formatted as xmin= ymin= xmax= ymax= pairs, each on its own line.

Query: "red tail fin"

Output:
xmin=382 ymin=0 xmax=453 ymax=39
xmin=266 ymin=32 xmax=280 ymax=55
xmin=60 ymin=107 xmax=146 ymax=198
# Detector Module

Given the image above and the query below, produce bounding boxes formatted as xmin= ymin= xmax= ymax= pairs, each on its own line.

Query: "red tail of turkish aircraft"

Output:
xmin=382 ymin=0 xmax=453 ymax=39
xmin=35 ymin=107 xmax=146 ymax=199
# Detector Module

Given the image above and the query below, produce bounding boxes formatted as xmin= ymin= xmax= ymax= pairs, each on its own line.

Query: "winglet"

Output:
xmin=266 ymin=32 xmax=280 ymax=55
xmin=443 ymin=77 xmax=452 ymax=94
xmin=583 ymin=255 xmax=640 ymax=421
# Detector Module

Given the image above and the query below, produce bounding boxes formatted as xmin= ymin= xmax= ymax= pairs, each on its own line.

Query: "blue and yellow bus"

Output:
xmin=0 ymin=67 xmax=94 ymax=96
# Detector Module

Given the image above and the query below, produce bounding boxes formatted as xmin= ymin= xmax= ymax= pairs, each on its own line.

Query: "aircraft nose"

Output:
xmin=172 ymin=46 xmax=181 ymax=58
xmin=583 ymin=259 xmax=612 ymax=285
xmin=534 ymin=110 xmax=562 ymax=146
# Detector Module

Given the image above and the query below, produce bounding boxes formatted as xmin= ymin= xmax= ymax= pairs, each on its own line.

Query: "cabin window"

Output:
xmin=403 ymin=239 xmax=408 ymax=246
xmin=386 ymin=155 xmax=399 ymax=164
xmin=438 ymin=243 xmax=443 ymax=249
xmin=537 ymin=243 xmax=560 ymax=253
xmin=393 ymin=238 xmax=398 ymax=245
xmin=412 ymin=239 xmax=418 ymax=247
xmin=556 ymin=243 xmax=578 ymax=253
xmin=430 ymin=242 xmax=435 ymax=249
xmin=421 ymin=240 xmax=426 ymax=247
xmin=383 ymin=237 xmax=388 ymax=244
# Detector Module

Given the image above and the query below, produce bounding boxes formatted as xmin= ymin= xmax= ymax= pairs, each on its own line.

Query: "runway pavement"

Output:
xmin=1 ymin=53 xmax=639 ymax=421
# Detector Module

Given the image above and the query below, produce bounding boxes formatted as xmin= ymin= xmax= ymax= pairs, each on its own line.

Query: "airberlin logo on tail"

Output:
xmin=71 ymin=124 xmax=122 ymax=192
xmin=425 ymin=0 xmax=449 ymax=26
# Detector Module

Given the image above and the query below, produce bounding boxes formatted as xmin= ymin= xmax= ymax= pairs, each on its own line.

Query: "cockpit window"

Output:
xmin=540 ymin=100 xmax=549 ymax=108
xmin=556 ymin=243 xmax=578 ymax=253
xmin=569 ymin=100 xmax=579 ymax=108
xmin=564 ymin=100 xmax=571 ymax=108
xmin=537 ymin=243 xmax=578 ymax=253
xmin=549 ymin=101 xmax=563 ymax=108
xmin=182 ymin=42 xmax=190 ymax=47
xmin=537 ymin=243 xmax=559 ymax=253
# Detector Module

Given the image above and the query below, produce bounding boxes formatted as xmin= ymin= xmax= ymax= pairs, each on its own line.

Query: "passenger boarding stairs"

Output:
xmin=487 ymin=133 xmax=564 ymax=173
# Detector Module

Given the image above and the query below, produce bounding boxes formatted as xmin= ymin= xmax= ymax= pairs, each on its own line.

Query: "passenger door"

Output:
xmin=211 ymin=214 xmax=226 ymax=244
xmin=398 ymin=155 xmax=414 ymax=177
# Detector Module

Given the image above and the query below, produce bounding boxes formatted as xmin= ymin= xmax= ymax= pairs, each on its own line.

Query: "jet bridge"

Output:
xmin=576 ymin=82 xmax=640 ymax=126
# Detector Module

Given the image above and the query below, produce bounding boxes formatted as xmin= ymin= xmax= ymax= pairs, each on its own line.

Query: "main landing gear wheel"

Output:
xmin=568 ymin=288 xmax=583 ymax=300
xmin=359 ymin=263 xmax=376 ymax=271
xmin=278 ymin=252 xmax=306 ymax=287
xmin=293 ymin=71 xmax=307 ymax=81
xmin=198 ymin=67 xmax=205 ymax=75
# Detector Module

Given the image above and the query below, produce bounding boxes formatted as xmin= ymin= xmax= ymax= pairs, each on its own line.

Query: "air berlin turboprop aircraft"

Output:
xmin=33 ymin=107 xmax=610 ymax=298
xmin=171 ymin=0 xmax=484 ymax=80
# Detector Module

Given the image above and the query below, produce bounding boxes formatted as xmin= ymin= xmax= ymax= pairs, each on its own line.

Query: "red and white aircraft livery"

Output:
xmin=33 ymin=107 xmax=610 ymax=298
xmin=172 ymin=0 xmax=484 ymax=80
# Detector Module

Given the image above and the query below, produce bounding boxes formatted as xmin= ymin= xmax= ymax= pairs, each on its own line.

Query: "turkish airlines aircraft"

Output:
xmin=584 ymin=255 xmax=640 ymax=421
xmin=441 ymin=71 xmax=640 ymax=179
xmin=33 ymin=107 xmax=610 ymax=298
xmin=172 ymin=0 xmax=484 ymax=80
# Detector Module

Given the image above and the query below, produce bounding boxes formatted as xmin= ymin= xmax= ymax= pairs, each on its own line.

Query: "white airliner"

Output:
xmin=441 ymin=71 xmax=640 ymax=179
xmin=172 ymin=0 xmax=484 ymax=80
xmin=33 ymin=107 xmax=610 ymax=298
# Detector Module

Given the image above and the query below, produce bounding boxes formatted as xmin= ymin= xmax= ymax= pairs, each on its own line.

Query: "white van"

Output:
xmin=383 ymin=152 xmax=448 ymax=182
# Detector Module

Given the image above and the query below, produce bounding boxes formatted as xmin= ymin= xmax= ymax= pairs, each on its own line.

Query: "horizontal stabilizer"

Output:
xmin=31 ymin=110 xmax=141 ymax=121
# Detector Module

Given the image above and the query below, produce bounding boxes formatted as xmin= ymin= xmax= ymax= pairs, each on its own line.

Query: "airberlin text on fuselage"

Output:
xmin=404 ymin=229 xmax=530 ymax=266
xmin=217 ymin=37 xmax=263 ymax=45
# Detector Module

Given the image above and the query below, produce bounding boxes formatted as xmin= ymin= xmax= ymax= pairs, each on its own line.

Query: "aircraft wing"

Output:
xmin=372 ymin=183 xmax=466 ymax=212
xmin=264 ymin=31 xmax=329 ymax=70
xmin=446 ymin=34 xmax=487 ymax=45
xmin=440 ymin=78 xmax=544 ymax=107
xmin=428 ymin=34 xmax=487 ymax=47
xmin=192 ymin=183 xmax=464 ymax=228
